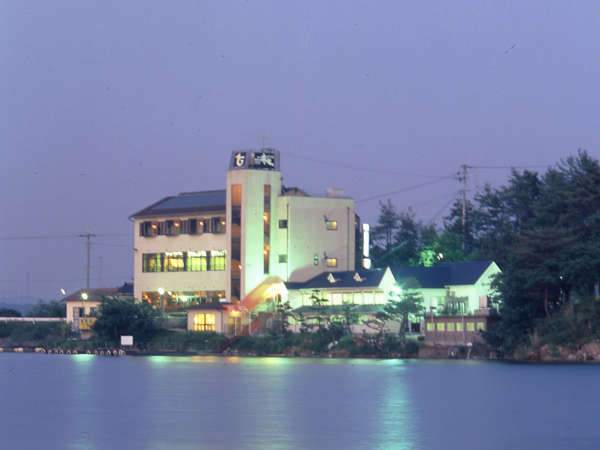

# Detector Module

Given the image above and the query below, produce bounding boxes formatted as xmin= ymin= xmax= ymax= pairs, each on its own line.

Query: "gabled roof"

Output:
xmin=286 ymin=269 xmax=387 ymax=290
xmin=130 ymin=190 xmax=226 ymax=219
xmin=63 ymin=288 xmax=121 ymax=303
xmin=391 ymin=260 xmax=495 ymax=289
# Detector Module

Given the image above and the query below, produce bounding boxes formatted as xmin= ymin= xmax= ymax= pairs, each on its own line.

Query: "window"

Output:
xmin=477 ymin=322 xmax=486 ymax=331
xmin=326 ymin=258 xmax=337 ymax=267
xmin=313 ymin=254 xmax=319 ymax=265
xmin=165 ymin=220 xmax=183 ymax=236
xmin=326 ymin=220 xmax=338 ymax=231
xmin=436 ymin=323 xmax=445 ymax=331
xmin=456 ymin=322 xmax=463 ymax=331
xmin=211 ymin=217 xmax=226 ymax=234
xmin=187 ymin=251 xmax=208 ymax=271
xmin=332 ymin=294 xmax=342 ymax=305
xmin=447 ymin=322 xmax=455 ymax=331
xmin=197 ymin=219 xmax=208 ymax=233
xmin=427 ymin=322 xmax=434 ymax=331
xmin=279 ymin=254 xmax=287 ymax=263
xmin=466 ymin=322 xmax=475 ymax=331
xmin=165 ymin=252 xmax=185 ymax=271
xmin=142 ymin=253 xmax=162 ymax=272
xmin=193 ymin=313 xmax=215 ymax=332
xmin=140 ymin=221 xmax=158 ymax=237
xmin=210 ymin=250 xmax=226 ymax=271
xmin=279 ymin=220 xmax=288 ymax=229
xmin=185 ymin=219 xmax=198 ymax=235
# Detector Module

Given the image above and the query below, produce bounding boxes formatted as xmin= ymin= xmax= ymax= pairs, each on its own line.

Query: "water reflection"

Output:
xmin=3 ymin=354 xmax=600 ymax=449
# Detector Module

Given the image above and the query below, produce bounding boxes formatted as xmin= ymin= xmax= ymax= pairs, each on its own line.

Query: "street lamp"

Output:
xmin=81 ymin=292 xmax=88 ymax=301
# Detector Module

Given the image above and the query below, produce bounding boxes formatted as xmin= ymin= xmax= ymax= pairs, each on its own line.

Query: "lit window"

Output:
xmin=447 ymin=322 xmax=455 ymax=331
xmin=332 ymin=294 xmax=342 ymax=305
xmin=456 ymin=322 xmax=463 ymax=331
xmin=165 ymin=252 xmax=185 ymax=272
xmin=326 ymin=258 xmax=337 ymax=267
xmin=140 ymin=221 xmax=158 ymax=237
xmin=436 ymin=323 xmax=445 ymax=331
xmin=326 ymin=220 xmax=338 ymax=231
xmin=426 ymin=322 xmax=434 ymax=331
xmin=211 ymin=217 xmax=226 ymax=234
xmin=210 ymin=250 xmax=226 ymax=271
xmin=477 ymin=322 xmax=486 ymax=331
xmin=166 ymin=220 xmax=183 ymax=236
xmin=142 ymin=253 xmax=162 ymax=272
xmin=467 ymin=322 xmax=475 ymax=331
xmin=193 ymin=313 xmax=216 ymax=332
xmin=187 ymin=251 xmax=208 ymax=271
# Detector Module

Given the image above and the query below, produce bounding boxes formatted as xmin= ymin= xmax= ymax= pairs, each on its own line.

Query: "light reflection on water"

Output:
xmin=1 ymin=354 xmax=600 ymax=449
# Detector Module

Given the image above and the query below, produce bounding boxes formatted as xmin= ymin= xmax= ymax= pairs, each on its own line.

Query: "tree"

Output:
xmin=0 ymin=308 xmax=21 ymax=317
xmin=92 ymin=298 xmax=161 ymax=348
xmin=386 ymin=280 xmax=425 ymax=336
xmin=27 ymin=301 xmax=66 ymax=318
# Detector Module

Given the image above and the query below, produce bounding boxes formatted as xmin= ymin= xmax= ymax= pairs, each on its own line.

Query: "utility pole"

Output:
xmin=79 ymin=233 xmax=96 ymax=290
xmin=459 ymin=164 xmax=468 ymax=250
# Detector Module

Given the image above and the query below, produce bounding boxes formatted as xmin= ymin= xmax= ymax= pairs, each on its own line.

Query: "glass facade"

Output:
xmin=142 ymin=251 xmax=226 ymax=273
xmin=142 ymin=290 xmax=225 ymax=311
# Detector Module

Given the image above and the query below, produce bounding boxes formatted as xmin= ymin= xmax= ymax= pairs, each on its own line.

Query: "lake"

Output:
xmin=1 ymin=354 xmax=599 ymax=449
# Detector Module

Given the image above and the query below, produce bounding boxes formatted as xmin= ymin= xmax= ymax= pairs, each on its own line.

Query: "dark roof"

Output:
xmin=286 ymin=269 xmax=387 ymax=290
xmin=130 ymin=190 xmax=226 ymax=218
xmin=391 ymin=261 xmax=494 ymax=289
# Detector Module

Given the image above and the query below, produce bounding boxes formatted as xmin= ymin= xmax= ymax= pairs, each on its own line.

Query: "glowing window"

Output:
xmin=165 ymin=252 xmax=185 ymax=272
xmin=467 ymin=322 xmax=475 ymax=331
xmin=187 ymin=251 xmax=208 ymax=271
xmin=332 ymin=294 xmax=342 ymax=305
xmin=456 ymin=322 xmax=464 ymax=331
xmin=326 ymin=220 xmax=338 ymax=231
xmin=427 ymin=322 xmax=434 ymax=331
xmin=210 ymin=250 xmax=226 ymax=271
xmin=477 ymin=322 xmax=486 ymax=331
xmin=326 ymin=258 xmax=337 ymax=267
xmin=193 ymin=313 xmax=216 ymax=332
xmin=364 ymin=293 xmax=374 ymax=304
xmin=142 ymin=253 xmax=162 ymax=272
xmin=436 ymin=323 xmax=445 ymax=331
xmin=447 ymin=322 xmax=455 ymax=331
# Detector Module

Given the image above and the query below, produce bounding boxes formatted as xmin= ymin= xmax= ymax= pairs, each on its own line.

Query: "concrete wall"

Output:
xmin=65 ymin=301 xmax=101 ymax=322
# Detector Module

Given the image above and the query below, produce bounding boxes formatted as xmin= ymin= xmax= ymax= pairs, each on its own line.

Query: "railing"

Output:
xmin=0 ymin=317 xmax=66 ymax=323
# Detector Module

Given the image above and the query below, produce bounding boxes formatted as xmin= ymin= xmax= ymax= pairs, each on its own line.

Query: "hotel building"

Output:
xmin=130 ymin=150 xmax=358 ymax=329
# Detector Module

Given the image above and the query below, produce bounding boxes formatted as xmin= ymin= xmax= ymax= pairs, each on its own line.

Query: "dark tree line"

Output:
xmin=370 ymin=150 xmax=600 ymax=354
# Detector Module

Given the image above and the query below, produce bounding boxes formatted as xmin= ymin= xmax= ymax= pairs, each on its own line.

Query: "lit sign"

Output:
xmin=229 ymin=149 xmax=280 ymax=171
xmin=232 ymin=152 xmax=247 ymax=168
xmin=253 ymin=152 xmax=275 ymax=168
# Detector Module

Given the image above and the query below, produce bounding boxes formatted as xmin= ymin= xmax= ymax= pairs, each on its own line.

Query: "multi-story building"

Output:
xmin=130 ymin=149 xmax=357 ymax=326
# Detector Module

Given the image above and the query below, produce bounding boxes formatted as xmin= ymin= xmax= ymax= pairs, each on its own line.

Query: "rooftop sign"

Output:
xmin=229 ymin=149 xmax=280 ymax=171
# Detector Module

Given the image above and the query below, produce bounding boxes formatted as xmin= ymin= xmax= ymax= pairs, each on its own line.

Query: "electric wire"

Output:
xmin=355 ymin=175 xmax=456 ymax=203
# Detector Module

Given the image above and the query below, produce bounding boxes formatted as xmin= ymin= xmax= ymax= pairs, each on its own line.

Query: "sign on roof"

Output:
xmin=229 ymin=149 xmax=280 ymax=171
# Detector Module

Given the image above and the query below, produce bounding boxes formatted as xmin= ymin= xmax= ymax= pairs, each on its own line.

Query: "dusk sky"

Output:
xmin=1 ymin=1 xmax=599 ymax=300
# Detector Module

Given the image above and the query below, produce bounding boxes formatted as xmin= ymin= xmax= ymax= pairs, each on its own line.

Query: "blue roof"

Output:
xmin=391 ymin=261 xmax=494 ymax=289
xmin=286 ymin=269 xmax=387 ymax=290
xmin=131 ymin=190 xmax=226 ymax=218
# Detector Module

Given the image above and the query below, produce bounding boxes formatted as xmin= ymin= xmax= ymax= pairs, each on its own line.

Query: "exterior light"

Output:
xmin=158 ymin=288 xmax=165 ymax=295
xmin=81 ymin=292 xmax=88 ymax=300
xmin=167 ymin=291 xmax=172 ymax=295
xmin=60 ymin=288 xmax=66 ymax=296
xmin=263 ymin=213 xmax=268 ymax=221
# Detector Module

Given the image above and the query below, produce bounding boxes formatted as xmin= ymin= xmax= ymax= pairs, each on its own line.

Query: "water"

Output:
xmin=1 ymin=354 xmax=599 ymax=450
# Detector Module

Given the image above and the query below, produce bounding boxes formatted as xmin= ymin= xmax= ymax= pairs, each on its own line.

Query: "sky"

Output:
xmin=1 ymin=1 xmax=599 ymax=301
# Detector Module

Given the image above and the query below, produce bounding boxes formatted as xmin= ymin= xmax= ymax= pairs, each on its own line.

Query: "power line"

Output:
xmin=356 ymin=175 xmax=456 ymax=203
xmin=283 ymin=151 xmax=450 ymax=178
xmin=469 ymin=164 xmax=550 ymax=170
xmin=428 ymin=195 xmax=458 ymax=225
xmin=0 ymin=233 xmax=129 ymax=241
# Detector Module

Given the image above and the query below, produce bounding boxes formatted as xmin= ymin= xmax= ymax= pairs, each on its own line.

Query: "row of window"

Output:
xmin=139 ymin=218 xmax=226 ymax=237
xmin=301 ymin=291 xmax=385 ymax=306
xmin=142 ymin=251 xmax=227 ymax=272
xmin=426 ymin=321 xmax=486 ymax=332
xmin=142 ymin=290 xmax=225 ymax=311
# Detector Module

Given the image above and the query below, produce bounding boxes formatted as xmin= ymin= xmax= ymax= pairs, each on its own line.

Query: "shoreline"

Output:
xmin=2 ymin=344 xmax=599 ymax=363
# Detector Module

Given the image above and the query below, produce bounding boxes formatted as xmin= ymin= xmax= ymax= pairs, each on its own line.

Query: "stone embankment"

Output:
xmin=520 ymin=341 xmax=600 ymax=362
xmin=0 ymin=346 xmax=126 ymax=356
